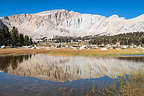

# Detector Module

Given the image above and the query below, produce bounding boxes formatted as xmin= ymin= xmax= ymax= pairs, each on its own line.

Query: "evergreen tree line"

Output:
xmin=88 ymin=32 xmax=144 ymax=45
xmin=0 ymin=25 xmax=33 ymax=46
xmin=51 ymin=36 xmax=76 ymax=43
xmin=50 ymin=32 xmax=144 ymax=46
xmin=49 ymin=36 xmax=88 ymax=43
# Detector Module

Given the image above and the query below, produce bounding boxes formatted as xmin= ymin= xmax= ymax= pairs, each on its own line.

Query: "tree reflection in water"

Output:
xmin=0 ymin=55 xmax=32 ymax=72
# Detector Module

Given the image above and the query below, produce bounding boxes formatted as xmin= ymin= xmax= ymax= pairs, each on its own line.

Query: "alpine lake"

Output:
xmin=0 ymin=54 xmax=144 ymax=96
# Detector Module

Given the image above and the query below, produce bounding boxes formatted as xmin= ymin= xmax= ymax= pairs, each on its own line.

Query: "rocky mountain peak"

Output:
xmin=109 ymin=15 xmax=119 ymax=19
xmin=134 ymin=14 xmax=144 ymax=20
xmin=34 ymin=9 xmax=68 ymax=16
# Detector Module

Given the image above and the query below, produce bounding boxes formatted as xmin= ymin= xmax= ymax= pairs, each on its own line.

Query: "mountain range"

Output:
xmin=0 ymin=9 xmax=144 ymax=39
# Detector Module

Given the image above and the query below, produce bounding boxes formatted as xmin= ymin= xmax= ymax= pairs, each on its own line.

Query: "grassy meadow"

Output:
xmin=46 ymin=48 xmax=144 ymax=57
xmin=0 ymin=48 xmax=144 ymax=57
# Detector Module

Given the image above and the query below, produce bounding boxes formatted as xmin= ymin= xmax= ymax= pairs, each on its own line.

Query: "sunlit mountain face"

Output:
xmin=1 ymin=10 xmax=144 ymax=39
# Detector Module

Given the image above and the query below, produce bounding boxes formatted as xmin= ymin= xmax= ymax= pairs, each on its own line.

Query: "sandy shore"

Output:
xmin=0 ymin=48 xmax=144 ymax=56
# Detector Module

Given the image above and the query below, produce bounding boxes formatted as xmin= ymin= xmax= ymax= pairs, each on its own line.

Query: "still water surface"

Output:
xmin=0 ymin=54 xmax=144 ymax=96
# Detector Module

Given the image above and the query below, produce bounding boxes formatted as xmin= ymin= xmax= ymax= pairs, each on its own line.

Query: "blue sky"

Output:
xmin=0 ymin=0 xmax=144 ymax=19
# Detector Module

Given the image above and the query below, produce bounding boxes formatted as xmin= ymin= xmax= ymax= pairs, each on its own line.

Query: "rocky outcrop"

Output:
xmin=0 ymin=19 xmax=4 ymax=30
xmin=1 ymin=9 xmax=144 ymax=39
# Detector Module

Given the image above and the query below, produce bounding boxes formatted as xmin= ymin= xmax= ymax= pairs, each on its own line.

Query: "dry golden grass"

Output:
xmin=0 ymin=48 xmax=49 ymax=55
xmin=46 ymin=48 xmax=144 ymax=57
xmin=86 ymin=72 xmax=144 ymax=96
xmin=0 ymin=48 xmax=143 ymax=56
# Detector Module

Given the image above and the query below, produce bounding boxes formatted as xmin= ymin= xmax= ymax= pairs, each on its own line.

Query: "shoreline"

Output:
xmin=0 ymin=48 xmax=144 ymax=57
xmin=0 ymin=48 xmax=50 ymax=56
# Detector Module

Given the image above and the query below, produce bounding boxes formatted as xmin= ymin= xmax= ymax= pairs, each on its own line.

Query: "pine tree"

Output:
xmin=29 ymin=38 xmax=33 ymax=45
xmin=0 ymin=24 xmax=33 ymax=47
xmin=10 ymin=27 xmax=19 ymax=46
xmin=19 ymin=33 xmax=24 ymax=46
xmin=2 ymin=25 xmax=10 ymax=45
xmin=24 ymin=35 xmax=30 ymax=46
xmin=0 ymin=29 xmax=4 ymax=46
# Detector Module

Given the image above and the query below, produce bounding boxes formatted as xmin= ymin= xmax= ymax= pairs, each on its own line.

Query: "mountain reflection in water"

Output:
xmin=0 ymin=54 xmax=144 ymax=82
xmin=0 ymin=54 xmax=144 ymax=96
